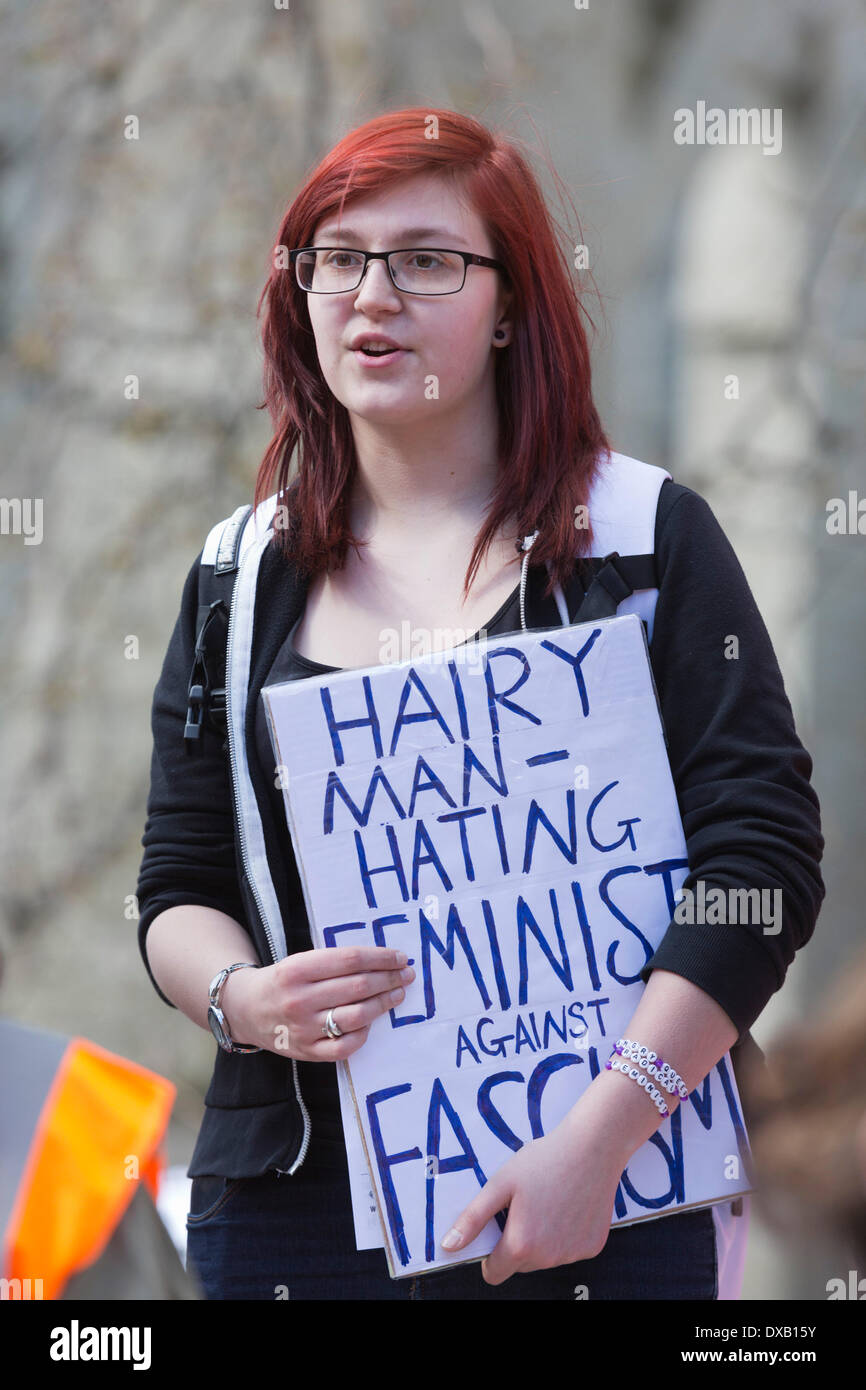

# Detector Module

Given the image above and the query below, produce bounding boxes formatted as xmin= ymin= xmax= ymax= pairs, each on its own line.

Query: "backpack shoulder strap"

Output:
xmin=564 ymin=452 xmax=671 ymax=632
xmin=184 ymin=504 xmax=254 ymax=753
xmin=560 ymin=552 xmax=658 ymax=623
xmin=184 ymin=492 xmax=285 ymax=753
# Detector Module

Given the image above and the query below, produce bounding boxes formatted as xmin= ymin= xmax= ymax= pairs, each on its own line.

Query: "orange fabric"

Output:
xmin=5 ymin=1037 xmax=175 ymax=1299
xmin=139 ymin=1148 xmax=164 ymax=1204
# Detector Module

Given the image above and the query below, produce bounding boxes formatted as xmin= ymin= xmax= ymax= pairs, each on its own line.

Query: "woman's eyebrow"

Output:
xmin=314 ymin=226 xmax=470 ymax=246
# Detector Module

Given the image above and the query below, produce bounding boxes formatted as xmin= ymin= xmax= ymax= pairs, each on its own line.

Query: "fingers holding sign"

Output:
xmin=227 ymin=945 xmax=416 ymax=1062
xmin=439 ymin=1170 xmax=517 ymax=1285
xmin=439 ymin=1126 xmax=620 ymax=1285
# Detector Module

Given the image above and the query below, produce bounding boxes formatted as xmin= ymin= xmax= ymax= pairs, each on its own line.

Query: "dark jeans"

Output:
xmin=186 ymin=1117 xmax=718 ymax=1300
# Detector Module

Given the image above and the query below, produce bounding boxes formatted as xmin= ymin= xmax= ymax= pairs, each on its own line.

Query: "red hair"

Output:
xmin=253 ymin=106 xmax=610 ymax=600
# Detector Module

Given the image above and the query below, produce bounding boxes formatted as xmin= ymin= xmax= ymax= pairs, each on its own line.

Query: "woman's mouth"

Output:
xmin=352 ymin=343 xmax=409 ymax=367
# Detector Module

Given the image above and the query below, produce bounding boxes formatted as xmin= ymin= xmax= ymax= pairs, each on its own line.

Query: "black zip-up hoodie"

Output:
xmin=135 ymin=478 xmax=826 ymax=1179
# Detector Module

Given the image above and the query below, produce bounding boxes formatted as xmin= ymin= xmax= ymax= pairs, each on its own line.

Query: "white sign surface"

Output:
xmin=262 ymin=614 xmax=753 ymax=1278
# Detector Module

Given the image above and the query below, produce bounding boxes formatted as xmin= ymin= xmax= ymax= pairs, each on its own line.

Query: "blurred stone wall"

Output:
xmin=0 ymin=0 xmax=862 ymax=1298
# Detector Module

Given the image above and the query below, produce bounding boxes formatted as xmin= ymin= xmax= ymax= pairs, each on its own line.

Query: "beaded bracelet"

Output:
xmin=625 ymin=1052 xmax=678 ymax=1095
xmin=613 ymin=1038 xmax=690 ymax=1101
xmin=615 ymin=1039 xmax=689 ymax=1100
xmin=613 ymin=1039 xmax=687 ymax=1099
xmin=605 ymin=1057 xmax=670 ymax=1117
xmin=613 ymin=1040 xmax=676 ymax=1093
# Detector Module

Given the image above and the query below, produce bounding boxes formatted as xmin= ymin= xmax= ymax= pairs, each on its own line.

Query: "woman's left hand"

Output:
xmin=440 ymin=1109 xmax=625 ymax=1285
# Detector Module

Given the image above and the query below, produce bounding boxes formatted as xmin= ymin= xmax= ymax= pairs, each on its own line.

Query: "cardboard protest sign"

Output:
xmin=262 ymin=613 xmax=753 ymax=1278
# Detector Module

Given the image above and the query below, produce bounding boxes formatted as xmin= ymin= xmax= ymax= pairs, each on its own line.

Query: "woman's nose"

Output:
xmin=353 ymin=257 xmax=403 ymax=309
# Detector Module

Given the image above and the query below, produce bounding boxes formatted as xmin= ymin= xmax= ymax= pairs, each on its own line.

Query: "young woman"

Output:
xmin=136 ymin=108 xmax=825 ymax=1300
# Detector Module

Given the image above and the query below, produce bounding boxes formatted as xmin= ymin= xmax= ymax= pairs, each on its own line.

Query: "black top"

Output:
xmin=253 ymin=575 xmax=543 ymax=1120
xmin=135 ymin=478 xmax=826 ymax=1177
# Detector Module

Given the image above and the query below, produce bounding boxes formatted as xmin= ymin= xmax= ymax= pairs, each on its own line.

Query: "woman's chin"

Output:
xmin=344 ymin=395 xmax=438 ymax=428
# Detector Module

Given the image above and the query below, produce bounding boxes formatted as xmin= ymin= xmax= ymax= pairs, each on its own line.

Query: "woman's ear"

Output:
xmin=493 ymin=286 xmax=514 ymax=347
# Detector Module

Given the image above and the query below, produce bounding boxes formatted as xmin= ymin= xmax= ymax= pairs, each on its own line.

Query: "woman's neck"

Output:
xmin=347 ymin=395 xmax=503 ymax=544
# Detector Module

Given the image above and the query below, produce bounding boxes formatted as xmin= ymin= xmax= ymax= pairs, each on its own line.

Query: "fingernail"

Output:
xmin=395 ymin=951 xmax=409 ymax=966
xmin=441 ymin=1228 xmax=463 ymax=1251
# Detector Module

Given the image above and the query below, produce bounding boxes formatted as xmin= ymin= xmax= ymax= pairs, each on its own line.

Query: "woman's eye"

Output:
xmin=410 ymin=252 xmax=442 ymax=269
xmin=326 ymin=251 xmax=361 ymax=267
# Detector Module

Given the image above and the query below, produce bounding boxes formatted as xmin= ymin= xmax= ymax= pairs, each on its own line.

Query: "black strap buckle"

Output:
xmin=184 ymin=600 xmax=228 ymax=754
xmin=184 ymin=682 xmax=205 ymax=743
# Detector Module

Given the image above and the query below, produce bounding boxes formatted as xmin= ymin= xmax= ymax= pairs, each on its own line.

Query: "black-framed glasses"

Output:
xmin=289 ymin=246 xmax=508 ymax=296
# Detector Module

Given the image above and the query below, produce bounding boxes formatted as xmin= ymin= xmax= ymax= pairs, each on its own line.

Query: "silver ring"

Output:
xmin=324 ymin=1008 xmax=343 ymax=1039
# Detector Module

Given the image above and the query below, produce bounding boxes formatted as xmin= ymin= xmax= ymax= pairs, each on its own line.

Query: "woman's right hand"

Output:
xmin=219 ymin=946 xmax=416 ymax=1061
